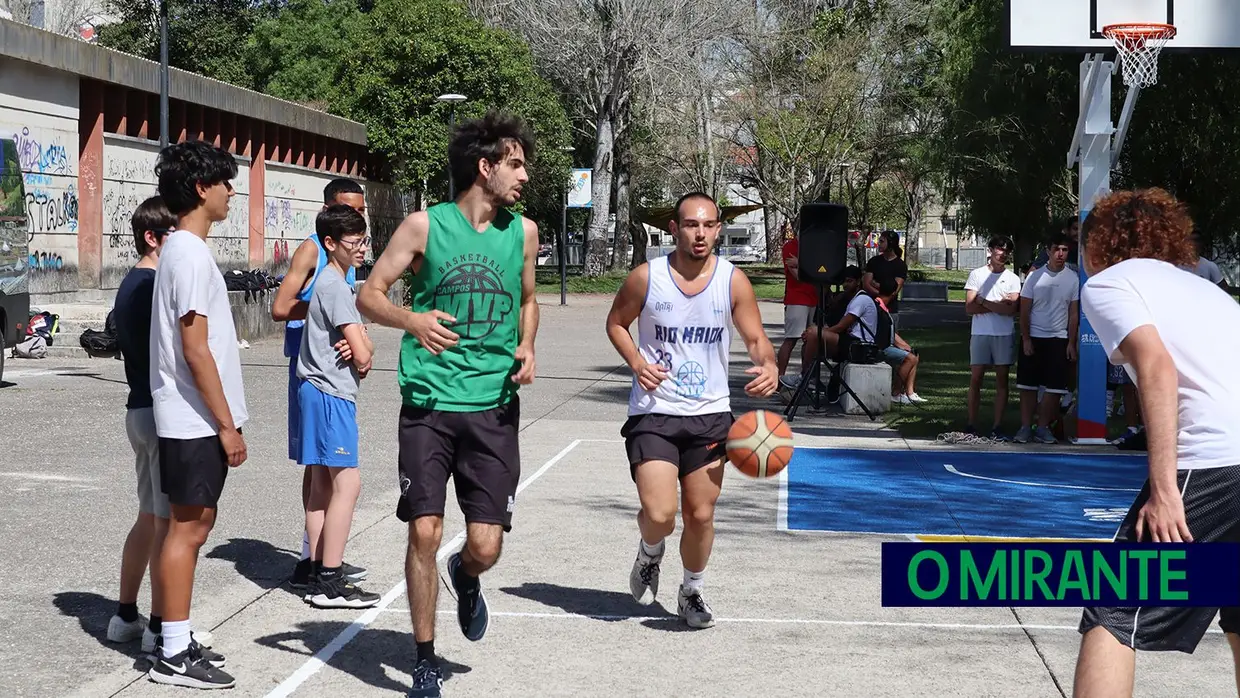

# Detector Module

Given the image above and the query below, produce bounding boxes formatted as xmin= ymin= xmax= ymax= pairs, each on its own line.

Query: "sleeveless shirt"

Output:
xmin=398 ymin=202 xmax=525 ymax=412
xmin=628 ymin=254 xmax=735 ymax=417
xmin=283 ymin=234 xmax=357 ymax=358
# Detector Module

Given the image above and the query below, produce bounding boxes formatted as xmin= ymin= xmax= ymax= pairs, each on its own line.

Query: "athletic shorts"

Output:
xmin=159 ymin=430 xmax=238 ymax=508
xmin=127 ymin=407 xmax=169 ymax=518
xmin=621 ymin=412 xmax=733 ymax=481
xmin=396 ymin=397 xmax=521 ymax=532
xmin=287 ymin=357 xmax=302 ymax=462
xmin=1108 ymin=361 xmax=1132 ymax=387
xmin=1079 ymin=464 xmax=1240 ymax=653
xmin=297 ymin=380 xmax=359 ymax=468
xmin=783 ymin=304 xmax=814 ymax=340
xmin=1016 ymin=337 xmax=1071 ymax=393
xmin=970 ymin=334 xmax=1015 ymax=367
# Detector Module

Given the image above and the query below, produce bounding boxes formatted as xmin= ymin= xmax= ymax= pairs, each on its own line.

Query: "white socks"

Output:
xmin=683 ymin=568 xmax=706 ymax=593
xmin=301 ymin=531 xmax=310 ymax=561
xmin=161 ymin=620 xmax=191 ymax=658
xmin=640 ymin=539 xmax=664 ymax=559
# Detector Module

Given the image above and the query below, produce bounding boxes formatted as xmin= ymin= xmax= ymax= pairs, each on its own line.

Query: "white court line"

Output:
xmin=264 ymin=438 xmax=587 ymax=698
xmin=376 ymin=609 xmax=1227 ymax=634
xmin=944 ymin=464 xmax=1140 ymax=492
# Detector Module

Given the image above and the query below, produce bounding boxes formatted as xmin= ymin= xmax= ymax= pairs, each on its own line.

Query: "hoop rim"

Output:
xmin=1101 ymin=22 xmax=1178 ymax=40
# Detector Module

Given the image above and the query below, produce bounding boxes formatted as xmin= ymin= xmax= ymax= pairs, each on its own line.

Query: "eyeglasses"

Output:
xmin=339 ymin=236 xmax=370 ymax=248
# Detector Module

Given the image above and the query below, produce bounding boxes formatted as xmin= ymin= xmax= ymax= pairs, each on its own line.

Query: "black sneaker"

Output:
xmin=408 ymin=657 xmax=443 ymax=697
xmin=151 ymin=635 xmax=226 ymax=668
xmin=290 ymin=558 xmax=315 ymax=590
xmin=148 ymin=642 xmax=235 ymax=689
xmin=308 ymin=575 xmax=381 ymax=609
xmin=342 ymin=561 xmax=368 ymax=582
xmin=448 ymin=553 xmax=488 ymax=641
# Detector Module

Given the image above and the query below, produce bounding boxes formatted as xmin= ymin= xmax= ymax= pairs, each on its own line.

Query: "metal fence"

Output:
xmin=914 ymin=246 xmax=988 ymax=271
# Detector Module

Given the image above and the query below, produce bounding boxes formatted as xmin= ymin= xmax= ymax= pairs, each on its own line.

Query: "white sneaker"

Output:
xmin=628 ymin=541 xmax=663 ymax=605
xmin=892 ymin=394 xmax=912 ymax=405
xmin=106 ymin=614 xmax=146 ymax=643
xmin=142 ymin=627 xmax=214 ymax=655
xmin=677 ymin=585 xmax=715 ymax=629
xmin=907 ymin=393 xmax=927 ymax=403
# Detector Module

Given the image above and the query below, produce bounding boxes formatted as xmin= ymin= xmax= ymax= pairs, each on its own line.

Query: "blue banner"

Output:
xmin=881 ymin=542 xmax=1240 ymax=607
xmin=1075 ymin=208 xmax=1108 ymax=443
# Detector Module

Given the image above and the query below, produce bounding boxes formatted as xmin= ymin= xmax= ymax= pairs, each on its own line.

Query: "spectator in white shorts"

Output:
xmin=963 ymin=236 xmax=1021 ymax=439
xmin=776 ymin=221 xmax=818 ymax=379
xmin=1014 ymin=233 xmax=1079 ymax=444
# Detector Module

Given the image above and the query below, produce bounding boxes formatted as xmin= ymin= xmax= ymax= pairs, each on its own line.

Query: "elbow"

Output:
xmin=271 ymin=302 xmax=293 ymax=322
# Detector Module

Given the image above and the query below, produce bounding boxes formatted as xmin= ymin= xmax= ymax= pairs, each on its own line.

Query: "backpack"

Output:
xmin=26 ymin=310 xmax=59 ymax=346
xmin=79 ymin=309 xmax=119 ymax=357
xmin=223 ymin=269 xmax=277 ymax=303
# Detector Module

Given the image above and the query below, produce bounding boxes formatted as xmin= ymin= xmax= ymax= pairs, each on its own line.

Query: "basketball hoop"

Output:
xmin=1102 ymin=23 xmax=1176 ymax=88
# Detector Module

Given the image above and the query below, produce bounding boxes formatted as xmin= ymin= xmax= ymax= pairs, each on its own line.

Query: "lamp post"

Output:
xmin=437 ymin=93 xmax=467 ymax=200
xmin=559 ymin=146 xmax=574 ymax=306
xmin=159 ymin=0 xmax=169 ymax=148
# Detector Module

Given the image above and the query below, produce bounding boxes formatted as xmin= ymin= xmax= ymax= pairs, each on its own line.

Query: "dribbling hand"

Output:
xmin=1136 ymin=491 xmax=1193 ymax=543
xmin=744 ymin=363 xmax=778 ymax=397
xmin=634 ymin=360 xmax=668 ymax=391
xmin=409 ymin=310 xmax=459 ymax=355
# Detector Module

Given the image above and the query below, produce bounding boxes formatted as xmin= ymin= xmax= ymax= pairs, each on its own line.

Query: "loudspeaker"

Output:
xmin=797 ymin=202 xmax=849 ymax=285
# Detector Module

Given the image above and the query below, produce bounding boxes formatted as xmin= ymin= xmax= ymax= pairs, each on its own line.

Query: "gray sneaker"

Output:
xmin=629 ymin=541 xmax=663 ymax=604
xmin=1013 ymin=426 xmax=1033 ymax=443
xmin=677 ymin=585 xmax=715 ymax=629
xmin=1034 ymin=427 xmax=1057 ymax=444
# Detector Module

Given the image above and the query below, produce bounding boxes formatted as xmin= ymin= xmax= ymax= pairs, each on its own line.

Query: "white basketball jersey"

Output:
xmin=628 ymin=255 xmax=734 ymax=417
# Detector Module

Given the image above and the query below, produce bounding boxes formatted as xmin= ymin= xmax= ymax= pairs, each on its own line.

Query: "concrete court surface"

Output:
xmin=0 ymin=293 xmax=1234 ymax=698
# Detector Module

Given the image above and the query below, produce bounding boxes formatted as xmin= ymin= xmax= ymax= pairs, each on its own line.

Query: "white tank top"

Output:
xmin=628 ymin=254 xmax=734 ymax=417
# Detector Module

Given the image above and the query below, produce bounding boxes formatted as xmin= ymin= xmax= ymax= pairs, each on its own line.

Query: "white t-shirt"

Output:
xmin=149 ymin=230 xmax=249 ymax=439
xmin=844 ymin=291 xmax=878 ymax=341
xmin=965 ymin=266 xmax=1022 ymax=336
xmin=1082 ymin=258 xmax=1240 ymax=470
xmin=1020 ymin=265 xmax=1080 ymax=339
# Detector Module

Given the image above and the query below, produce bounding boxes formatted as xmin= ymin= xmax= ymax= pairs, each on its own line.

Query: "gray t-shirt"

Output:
xmin=296 ymin=265 xmax=363 ymax=402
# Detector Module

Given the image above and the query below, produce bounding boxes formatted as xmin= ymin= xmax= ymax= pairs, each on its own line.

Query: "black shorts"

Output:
xmin=1016 ymin=337 xmax=1071 ymax=393
xmin=620 ymin=412 xmax=733 ymax=481
xmin=159 ymin=431 xmax=236 ymax=508
xmin=1079 ymin=464 xmax=1240 ymax=653
xmin=396 ymin=397 xmax=521 ymax=532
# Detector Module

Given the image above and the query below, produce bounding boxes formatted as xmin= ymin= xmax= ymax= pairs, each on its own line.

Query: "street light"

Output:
xmin=437 ymin=93 xmax=467 ymax=200
xmin=159 ymin=0 xmax=169 ymax=148
xmin=559 ymin=145 xmax=574 ymax=306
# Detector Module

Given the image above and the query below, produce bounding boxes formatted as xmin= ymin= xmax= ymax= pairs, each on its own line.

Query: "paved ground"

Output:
xmin=1 ymin=293 xmax=1234 ymax=697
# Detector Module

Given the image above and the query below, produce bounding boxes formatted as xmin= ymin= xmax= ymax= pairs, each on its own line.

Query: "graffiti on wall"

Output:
xmin=5 ymin=123 xmax=81 ymax=293
xmin=15 ymin=127 xmax=70 ymax=176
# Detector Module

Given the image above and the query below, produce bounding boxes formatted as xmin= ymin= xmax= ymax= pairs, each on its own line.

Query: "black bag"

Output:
xmin=79 ymin=309 xmax=119 ymax=356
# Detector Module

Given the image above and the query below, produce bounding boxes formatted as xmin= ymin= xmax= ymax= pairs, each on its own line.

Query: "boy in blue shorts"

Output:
xmin=296 ymin=204 xmax=379 ymax=608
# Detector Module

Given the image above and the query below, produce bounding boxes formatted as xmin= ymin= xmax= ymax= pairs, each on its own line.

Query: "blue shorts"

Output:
xmin=288 ymin=357 xmax=302 ymax=461
xmin=882 ymin=346 xmax=910 ymax=368
xmin=297 ymin=380 xmax=359 ymax=468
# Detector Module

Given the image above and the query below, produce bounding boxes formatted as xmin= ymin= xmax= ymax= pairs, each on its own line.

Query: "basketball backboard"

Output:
xmin=1006 ymin=0 xmax=1240 ymax=53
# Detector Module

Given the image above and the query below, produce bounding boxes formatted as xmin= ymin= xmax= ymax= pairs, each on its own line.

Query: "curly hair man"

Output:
xmin=1072 ymin=187 xmax=1240 ymax=697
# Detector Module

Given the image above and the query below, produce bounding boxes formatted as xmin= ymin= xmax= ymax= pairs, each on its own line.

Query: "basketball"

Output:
xmin=726 ymin=410 xmax=795 ymax=478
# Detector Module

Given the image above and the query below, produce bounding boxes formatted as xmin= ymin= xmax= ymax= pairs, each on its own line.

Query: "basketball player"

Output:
xmin=272 ymin=178 xmax=368 ymax=590
xmin=1071 ymin=188 xmax=1240 ymax=697
xmin=605 ymin=192 xmax=779 ymax=629
xmin=356 ymin=112 xmax=540 ymax=698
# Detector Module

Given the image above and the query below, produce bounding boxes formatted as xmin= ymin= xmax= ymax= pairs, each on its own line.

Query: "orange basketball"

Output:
xmin=726 ymin=410 xmax=795 ymax=478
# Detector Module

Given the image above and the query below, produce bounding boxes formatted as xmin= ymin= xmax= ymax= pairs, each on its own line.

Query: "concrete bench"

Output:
xmin=840 ymin=362 xmax=892 ymax=415
xmin=901 ymin=281 xmax=949 ymax=302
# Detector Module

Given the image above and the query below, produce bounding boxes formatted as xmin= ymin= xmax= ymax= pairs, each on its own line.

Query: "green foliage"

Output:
xmin=245 ymin=0 xmax=368 ymax=106
xmin=332 ymin=0 xmax=572 ymax=231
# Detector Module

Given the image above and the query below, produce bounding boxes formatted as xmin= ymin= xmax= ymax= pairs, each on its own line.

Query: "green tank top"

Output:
xmin=398 ymin=202 xmax=525 ymax=411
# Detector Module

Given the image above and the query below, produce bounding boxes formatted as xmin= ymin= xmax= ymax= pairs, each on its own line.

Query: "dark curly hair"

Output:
xmin=1082 ymin=188 xmax=1197 ymax=272
xmin=155 ymin=140 xmax=238 ymax=215
xmin=448 ymin=111 xmax=535 ymax=196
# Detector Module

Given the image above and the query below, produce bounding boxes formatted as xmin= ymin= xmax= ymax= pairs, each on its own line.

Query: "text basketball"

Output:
xmin=726 ymin=410 xmax=794 ymax=478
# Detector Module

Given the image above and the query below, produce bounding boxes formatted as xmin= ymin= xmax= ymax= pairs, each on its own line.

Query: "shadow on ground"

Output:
xmin=255 ymin=621 xmax=472 ymax=693
xmin=499 ymin=582 xmax=676 ymax=623
xmin=52 ymin=591 xmax=155 ymax=671
xmin=205 ymin=537 xmax=303 ymax=597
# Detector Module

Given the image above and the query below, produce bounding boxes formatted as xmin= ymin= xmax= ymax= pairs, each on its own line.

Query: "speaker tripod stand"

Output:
xmin=782 ymin=283 xmax=876 ymax=423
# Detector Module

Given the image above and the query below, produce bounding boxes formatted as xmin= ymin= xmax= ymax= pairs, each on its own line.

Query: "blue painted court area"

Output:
xmin=783 ymin=448 xmax=1150 ymax=540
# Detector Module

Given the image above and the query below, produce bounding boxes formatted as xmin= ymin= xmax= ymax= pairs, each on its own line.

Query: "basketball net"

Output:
xmin=1102 ymin=23 xmax=1176 ymax=88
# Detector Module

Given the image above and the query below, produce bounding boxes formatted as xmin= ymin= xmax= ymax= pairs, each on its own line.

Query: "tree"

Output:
xmin=244 ymin=0 xmax=368 ymax=110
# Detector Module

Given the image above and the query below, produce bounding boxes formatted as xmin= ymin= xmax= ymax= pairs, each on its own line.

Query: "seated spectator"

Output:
xmin=779 ymin=266 xmax=876 ymax=392
xmin=874 ymin=277 xmax=924 ymax=404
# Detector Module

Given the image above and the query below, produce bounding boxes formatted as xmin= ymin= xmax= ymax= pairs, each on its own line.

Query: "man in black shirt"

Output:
xmin=105 ymin=196 xmax=191 ymax=654
xmin=863 ymin=231 xmax=909 ymax=330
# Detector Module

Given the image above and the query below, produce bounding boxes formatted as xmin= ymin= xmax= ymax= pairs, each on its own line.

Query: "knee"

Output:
xmin=466 ymin=534 xmax=503 ymax=568
xmin=175 ymin=519 xmax=214 ymax=549
xmin=684 ymin=502 xmax=716 ymax=531
xmin=643 ymin=505 xmax=677 ymax=534
xmin=410 ymin=517 xmax=443 ymax=555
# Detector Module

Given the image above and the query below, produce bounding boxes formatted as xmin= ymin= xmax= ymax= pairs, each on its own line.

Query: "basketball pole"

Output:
xmin=1069 ymin=53 xmax=1130 ymax=445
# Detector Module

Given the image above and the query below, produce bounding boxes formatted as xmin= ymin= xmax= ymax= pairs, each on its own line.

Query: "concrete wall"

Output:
xmin=0 ymin=59 xmax=79 ymax=296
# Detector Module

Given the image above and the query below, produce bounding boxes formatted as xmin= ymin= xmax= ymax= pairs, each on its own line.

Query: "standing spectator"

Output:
xmin=1031 ymin=218 xmax=1080 ymax=271
xmin=776 ymin=220 xmax=817 ymax=380
xmin=1014 ymin=234 xmax=1080 ymax=443
xmin=1181 ymin=232 xmax=1227 ymax=290
xmin=963 ymin=236 xmax=1022 ymax=439
xmin=863 ymin=231 xmax=908 ymax=331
